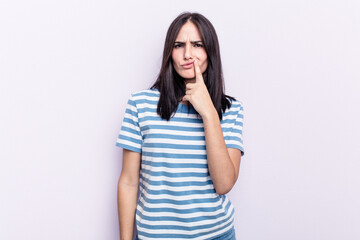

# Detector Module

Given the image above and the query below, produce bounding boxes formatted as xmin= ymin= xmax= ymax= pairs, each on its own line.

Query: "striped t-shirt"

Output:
xmin=116 ymin=89 xmax=244 ymax=240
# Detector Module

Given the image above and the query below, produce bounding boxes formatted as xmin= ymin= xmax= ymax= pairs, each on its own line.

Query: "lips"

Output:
xmin=181 ymin=61 xmax=195 ymax=69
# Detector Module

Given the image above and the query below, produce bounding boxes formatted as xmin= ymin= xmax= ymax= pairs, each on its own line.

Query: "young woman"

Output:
xmin=116 ymin=12 xmax=244 ymax=240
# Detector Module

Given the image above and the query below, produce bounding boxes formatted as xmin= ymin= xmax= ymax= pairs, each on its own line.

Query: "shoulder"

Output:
xmin=126 ymin=89 xmax=160 ymax=113
xmin=130 ymin=88 xmax=160 ymax=99
xmin=221 ymin=97 xmax=244 ymax=122
xmin=128 ymin=89 xmax=160 ymax=103
xmin=226 ymin=97 xmax=244 ymax=113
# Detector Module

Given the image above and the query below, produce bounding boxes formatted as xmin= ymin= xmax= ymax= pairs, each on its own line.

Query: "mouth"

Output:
xmin=181 ymin=61 xmax=195 ymax=69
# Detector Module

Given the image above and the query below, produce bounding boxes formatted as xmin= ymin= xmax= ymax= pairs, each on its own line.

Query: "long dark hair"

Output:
xmin=151 ymin=12 xmax=235 ymax=120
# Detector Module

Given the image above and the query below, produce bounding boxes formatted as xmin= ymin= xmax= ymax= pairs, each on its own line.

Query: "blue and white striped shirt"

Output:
xmin=116 ymin=89 xmax=244 ymax=240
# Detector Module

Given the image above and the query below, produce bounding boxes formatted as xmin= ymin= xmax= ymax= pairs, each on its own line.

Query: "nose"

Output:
xmin=184 ymin=43 xmax=192 ymax=60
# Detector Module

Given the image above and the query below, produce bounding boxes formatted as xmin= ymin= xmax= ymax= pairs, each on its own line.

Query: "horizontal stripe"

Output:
xmin=141 ymin=175 xmax=213 ymax=188
xmin=117 ymin=134 xmax=142 ymax=145
xmin=141 ymin=160 xmax=207 ymax=169
xmin=137 ymin=199 xmax=224 ymax=213
xmin=120 ymin=126 xmax=141 ymax=136
xmin=144 ymin=138 xmax=206 ymax=147
xmin=145 ymin=133 xmax=205 ymax=141
xmin=132 ymin=90 xmax=160 ymax=98
xmin=136 ymin=214 xmax=234 ymax=239
xmin=143 ymin=142 xmax=206 ymax=150
xmin=140 ymin=115 xmax=204 ymax=124
xmin=139 ymin=191 xmax=220 ymax=206
xmin=142 ymin=128 xmax=205 ymax=136
xmin=119 ymin=129 xmax=142 ymax=141
xmin=116 ymin=89 xmax=244 ymax=239
xmin=141 ymin=155 xmax=207 ymax=164
xmin=141 ymin=123 xmax=204 ymax=132
xmin=115 ymin=142 xmax=141 ymax=153
xmin=142 ymin=168 xmax=208 ymax=178
xmin=141 ymin=171 xmax=211 ymax=183
xmin=136 ymin=210 xmax=234 ymax=231
xmin=136 ymin=205 xmax=232 ymax=224
xmin=142 ymin=164 xmax=208 ymax=173
xmin=139 ymin=188 xmax=217 ymax=201
xmin=136 ymin=196 xmax=231 ymax=217
xmin=139 ymin=181 xmax=215 ymax=192
xmin=142 ymin=151 xmax=207 ymax=159
xmin=142 ymin=147 xmax=206 ymax=155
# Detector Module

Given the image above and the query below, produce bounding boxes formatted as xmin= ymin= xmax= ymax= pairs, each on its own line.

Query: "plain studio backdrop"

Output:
xmin=1 ymin=0 xmax=359 ymax=239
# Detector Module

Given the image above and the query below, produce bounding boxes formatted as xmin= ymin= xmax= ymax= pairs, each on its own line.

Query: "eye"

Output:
xmin=194 ymin=43 xmax=204 ymax=48
xmin=174 ymin=43 xmax=184 ymax=49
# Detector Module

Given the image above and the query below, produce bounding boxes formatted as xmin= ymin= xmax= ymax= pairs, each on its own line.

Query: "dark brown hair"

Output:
xmin=151 ymin=12 xmax=235 ymax=120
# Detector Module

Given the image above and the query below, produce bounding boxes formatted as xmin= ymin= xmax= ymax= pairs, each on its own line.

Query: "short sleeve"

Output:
xmin=225 ymin=102 xmax=245 ymax=156
xmin=115 ymin=95 xmax=143 ymax=153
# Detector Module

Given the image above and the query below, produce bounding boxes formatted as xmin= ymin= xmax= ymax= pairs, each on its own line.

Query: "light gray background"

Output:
xmin=1 ymin=0 xmax=359 ymax=239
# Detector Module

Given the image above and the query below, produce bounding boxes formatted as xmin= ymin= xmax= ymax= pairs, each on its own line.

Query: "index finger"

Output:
xmin=194 ymin=60 xmax=204 ymax=83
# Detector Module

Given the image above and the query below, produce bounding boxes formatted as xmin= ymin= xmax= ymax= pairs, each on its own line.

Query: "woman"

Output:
xmin=116 ymin=12 xmax=244 ymax=240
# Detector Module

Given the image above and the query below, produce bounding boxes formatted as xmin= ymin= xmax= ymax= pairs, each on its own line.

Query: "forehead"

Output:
xmin=175 ymin=21 xmax=202 ymax=41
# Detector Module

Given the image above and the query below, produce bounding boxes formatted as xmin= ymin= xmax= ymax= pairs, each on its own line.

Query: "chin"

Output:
xmin=179 ymin=73 xmax=195 ymax=79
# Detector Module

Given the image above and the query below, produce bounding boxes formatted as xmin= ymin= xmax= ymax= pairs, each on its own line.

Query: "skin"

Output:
xmin=172 ymin=21 xmax=208 ymax=82
xmin=117 ymin=149 xmax=140 ymax=240
xmin=117 ymin=20 xmax=241 ymax=240
xmin=182 ymin=60 xmax=241 ymax=195
xmin=172 ymin=21 xmax=241 ymax=194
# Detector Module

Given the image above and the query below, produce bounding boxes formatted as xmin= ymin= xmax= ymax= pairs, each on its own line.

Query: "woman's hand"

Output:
xmin=182 ymin=60 xmax=217 ymax=119
xmin=182 ymin=61 xmax=240 ymax=195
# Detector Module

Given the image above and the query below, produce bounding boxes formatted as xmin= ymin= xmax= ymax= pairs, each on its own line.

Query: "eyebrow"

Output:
xmin=174 ymin=41 xmax=203 ymax=44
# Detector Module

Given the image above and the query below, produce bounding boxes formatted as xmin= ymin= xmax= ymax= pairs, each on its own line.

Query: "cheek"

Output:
xmin=201 ymin=55 xmax=208 ymax=72
xmin=171 ymin=52 xmax=181 ymax=75
xmin=172 ymin=51 xmax=181 ymax=65
xmin=197 ymin=51 xmax=207 ymax=65
xmin=201 ymin=61 xmax=208 ymax=73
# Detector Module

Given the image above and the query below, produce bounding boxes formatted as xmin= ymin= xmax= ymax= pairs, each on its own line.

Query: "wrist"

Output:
xmin=201 ymin=106 xmax=218 ymax=123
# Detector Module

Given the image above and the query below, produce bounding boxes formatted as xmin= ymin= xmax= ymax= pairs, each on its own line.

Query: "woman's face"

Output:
xmin=172 ymin=21 xmax=208 ymax=81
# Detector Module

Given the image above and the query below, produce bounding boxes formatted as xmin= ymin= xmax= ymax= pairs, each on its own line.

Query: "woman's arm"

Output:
xmin=182 ymin=60 xmax=241 ymax=195
xmin=118 ymin=149 xmax=141 ymax=240
xmin=202 ymin=109 xmax=241 ymax=195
